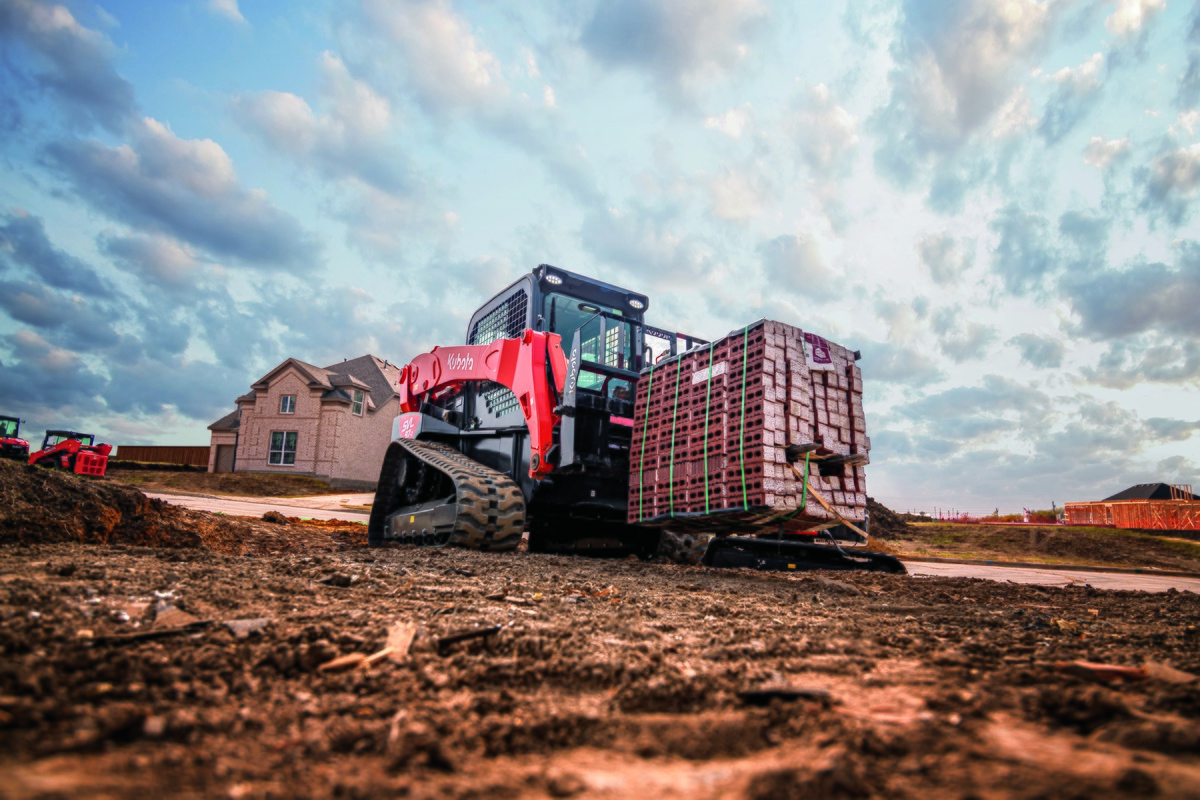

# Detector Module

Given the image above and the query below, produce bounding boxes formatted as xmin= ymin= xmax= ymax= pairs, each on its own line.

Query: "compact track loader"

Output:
xmin=0 ymin=416 xmax=29 ymax=462
xmin=369 ymin=265 xmax=903 ymax=574
xmin=29 ymin=430 xmax=112 ymax=476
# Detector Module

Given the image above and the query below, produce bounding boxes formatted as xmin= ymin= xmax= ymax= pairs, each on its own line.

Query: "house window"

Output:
xmin=279 ymin=395 xmax=296 ymax=414
xmin=352 ymin=390 xmax=364 ymax=416
xmin=269 ymin=431 xmax=297 ymax=465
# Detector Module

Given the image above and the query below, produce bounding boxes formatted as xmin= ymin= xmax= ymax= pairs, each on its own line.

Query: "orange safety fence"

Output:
xmin=1064 ymin=501 xmax=1200 ymax=531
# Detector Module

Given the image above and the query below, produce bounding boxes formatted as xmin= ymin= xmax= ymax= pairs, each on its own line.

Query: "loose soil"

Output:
xmin=2 ymin=463 xmax=1199 ymax=797
xmin=890 ymin=522 xmax=1200 ymax=572
xmin=106 ymin=469 xmax=346 ymax=498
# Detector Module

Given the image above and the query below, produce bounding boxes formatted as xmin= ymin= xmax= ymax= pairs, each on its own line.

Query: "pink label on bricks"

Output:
xmin=804 ymin=333 xmax=833 ymax=370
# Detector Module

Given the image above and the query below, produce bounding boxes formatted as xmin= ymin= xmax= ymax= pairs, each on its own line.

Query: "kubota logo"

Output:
xmin=446 ymin=353 xmax=474 ymax=371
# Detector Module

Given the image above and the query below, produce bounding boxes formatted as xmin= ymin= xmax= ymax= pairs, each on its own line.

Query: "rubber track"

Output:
xmin=392 ymin=439 xmax=526 ymax=552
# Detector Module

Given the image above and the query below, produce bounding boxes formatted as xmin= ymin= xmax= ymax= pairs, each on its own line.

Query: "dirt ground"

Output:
xmin=3 ymin=462 xmax=1200 ymax=799
xmin=107 ymin=470 xmax=345 ymax=499
xmin=887 ymin=523 xmax=1200 ymax=572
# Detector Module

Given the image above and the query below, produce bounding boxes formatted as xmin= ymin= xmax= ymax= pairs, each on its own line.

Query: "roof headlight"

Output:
xmin=545 ymin=273 xmax=563 ymax=285
xmin=628 ymin=298 xmax=645 ymax=310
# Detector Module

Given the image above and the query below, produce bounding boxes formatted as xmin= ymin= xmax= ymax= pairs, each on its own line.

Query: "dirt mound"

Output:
xmin=0 ymin=460 xmax=367 ymax=557
xmin=867 ymin=496 xmax=911 ymax=539
xmin=0 ymin=459 xmax=216 ymax=549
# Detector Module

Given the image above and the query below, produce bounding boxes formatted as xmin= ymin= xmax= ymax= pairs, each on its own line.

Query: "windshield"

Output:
xmin=0 ymin=419 xmax=16 ymax=438
xmin=46 ymin=433 xmax=91 ymax=447
xmin=545 ymin=292 xmax=638 ymax=395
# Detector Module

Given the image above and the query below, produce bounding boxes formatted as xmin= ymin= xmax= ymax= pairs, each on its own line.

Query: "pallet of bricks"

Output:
xmin=628 ymin=319 xmax=869 ymax=536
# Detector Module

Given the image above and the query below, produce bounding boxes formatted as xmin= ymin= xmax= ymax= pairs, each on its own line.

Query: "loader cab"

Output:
xmin=0 ymin=416 xmax=20 ymax=439
xmin=43 ymin=431 xmax=94 ymax=449
xmin=463 ymin=265 xmax=650 ymax=426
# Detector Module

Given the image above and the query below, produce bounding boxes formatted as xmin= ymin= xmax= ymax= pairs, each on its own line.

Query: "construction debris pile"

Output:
xmin=629 ymin=320 xmax=868 ymax=530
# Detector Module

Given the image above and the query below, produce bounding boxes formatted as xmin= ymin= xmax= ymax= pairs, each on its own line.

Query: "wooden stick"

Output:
xmin=787 ymin=463 xmax=869 ymax=540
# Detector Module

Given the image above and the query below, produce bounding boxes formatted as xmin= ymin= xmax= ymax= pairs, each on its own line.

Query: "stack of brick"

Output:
xmin=627 ymin=319 xmax=869 ymax=530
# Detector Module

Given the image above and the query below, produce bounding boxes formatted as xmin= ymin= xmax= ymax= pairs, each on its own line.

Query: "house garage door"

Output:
xmin=214 ymin=445 xmax=235 ymax=473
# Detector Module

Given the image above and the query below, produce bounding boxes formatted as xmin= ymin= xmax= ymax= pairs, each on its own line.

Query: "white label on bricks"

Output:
xmin=691 ymin=361 xmax=728 ymax=384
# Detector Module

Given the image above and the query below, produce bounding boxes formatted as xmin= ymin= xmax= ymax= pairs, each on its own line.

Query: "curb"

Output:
xmin=900 ymin=556 xmax=1200 ymax=580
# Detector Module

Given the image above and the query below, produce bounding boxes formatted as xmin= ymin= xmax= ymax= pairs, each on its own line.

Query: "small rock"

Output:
xmin=143 ymin=715 xmax=167 ymax=738
xmin=320 ymin=573 xmax=358 ymax=588
xmin=813 ymin=575 xmax=862 ymax=596
xmin=154 ymin=603 xmax=200 ymax=628
xmin=262 ymin=510 xmax=289 ymax=524
xmin=547 ymin=771 xmax=586 ymax=798
xmin=76 ymin=629 xmax=94 ymax=639
xmin=223 ymin=618 xmax=270 ymax=639
xmin=337 ymin=632 xmax=367 ymax=650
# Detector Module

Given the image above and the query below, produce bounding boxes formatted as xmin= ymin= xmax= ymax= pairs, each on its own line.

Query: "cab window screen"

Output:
xmin=469 ymin=290 xmax=529 ymax=345
xmin=469 ymin=289 xmax=529 ymax=417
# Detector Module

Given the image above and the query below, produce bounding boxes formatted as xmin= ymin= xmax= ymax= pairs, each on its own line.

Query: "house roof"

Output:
xmin=208 ymin=409 xmax=240 ymax=431
xmin=320 ymin=355 xmax=401 ymax=405
xmin=245 ymin=354 xmax=401 ymax=411
xmin=1103 ymin=483 xmax=1196 ymax=501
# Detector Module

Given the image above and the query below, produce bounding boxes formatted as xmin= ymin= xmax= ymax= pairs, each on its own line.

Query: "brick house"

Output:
xmin=207 ymin=355 xmax=402 ymax=490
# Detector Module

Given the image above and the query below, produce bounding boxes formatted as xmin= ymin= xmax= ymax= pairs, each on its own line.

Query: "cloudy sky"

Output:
xmin=1 ymin=0 xmax=1198 ymax=513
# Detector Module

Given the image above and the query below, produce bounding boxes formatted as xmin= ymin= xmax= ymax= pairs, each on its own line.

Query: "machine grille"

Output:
xmin=469 ymin=290 xmax=529 ymax=345
xmin=469 ymin=289 xmax=528 ymax=418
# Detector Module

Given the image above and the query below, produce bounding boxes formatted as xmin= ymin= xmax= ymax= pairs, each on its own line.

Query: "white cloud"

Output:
xmin=708 ymin=166 xmax=769 ymax=221
xmin=233 ymin=52 xmax=408 ymax=194
xmin=543 ymin=85 xmax=557 ymax=108
xmin=361 ymin=0 xmax=505 ymax=115
xmin=760 ymin=234 xmax=842 ymax=300
xmin=1050 ymin=52 xmax=1104 ymax=92
xmin=1105 ymin=0 xmax=1165 ymax=39
xmin=1083 ymin=135 xmax=1130 ymax=168
xmin=703 ymin=105 xmax=752 ymax=139
xmin=1144 ymin=143 xmax=1200 ymax=223
xmin=874 ymin=0 xmax=1062 ymax=184
xmin=1172 ymin=110 xmax=1200 ymax=138
xmin=579 ymin=0 xmax=767 ymax=102
xmin=796 ymin=84 xmax=858 ymax=176
xmin=990 ymin=88 xmax=1036 ymax=138
xmin=916 ymin=233 xmax=973 ymax=285
xmin=47 ymin=116 xmax=316 ymax=267
xmin=0 ymin=0 xmax=136 ymax=131
xmin=208 ymin=0 xmax=246 ymax=24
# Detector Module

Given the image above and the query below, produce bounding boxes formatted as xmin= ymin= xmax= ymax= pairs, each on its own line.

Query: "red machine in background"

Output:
xmin=28 ymin=430 xmax=112 ymax=477
xmin=0 ymin=416 xmax=29 ymax=462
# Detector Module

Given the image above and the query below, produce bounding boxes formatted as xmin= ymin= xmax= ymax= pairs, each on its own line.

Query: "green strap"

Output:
xmin=797 ymin=451 xmax=810 ymax=514
xmin=668 ymin=356 xmax=683 ymax=517
xmin=637 ymin=364 xmax=655 ymax=521
xmin=738 ymin=325 xmax=749 ymax=510
xmin=702 ymin=343 xmax=715 ymax=513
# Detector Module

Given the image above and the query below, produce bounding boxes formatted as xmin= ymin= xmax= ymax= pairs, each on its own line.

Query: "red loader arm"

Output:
xmin=397 ymin=329 xmax=569 ymax=479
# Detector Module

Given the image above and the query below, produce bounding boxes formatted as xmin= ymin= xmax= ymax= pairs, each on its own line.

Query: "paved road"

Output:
xmin=146 ymin=492 xmax=371 ymax=523
xmin=905 ymin=560 xmax=1200 ymax=593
